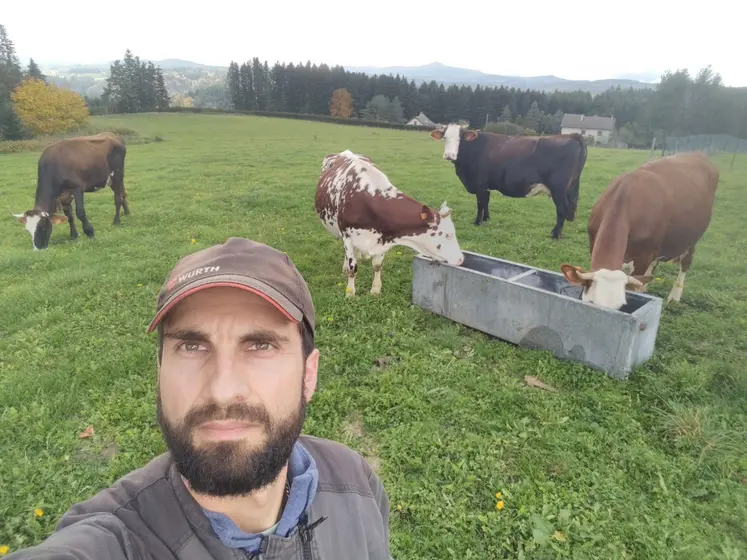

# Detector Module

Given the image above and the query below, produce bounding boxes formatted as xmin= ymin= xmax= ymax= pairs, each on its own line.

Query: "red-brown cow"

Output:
xmin=315 ymin=150 xmax=464 ymax=297
xmin=561 ymin=151 xmax=719 ymax=309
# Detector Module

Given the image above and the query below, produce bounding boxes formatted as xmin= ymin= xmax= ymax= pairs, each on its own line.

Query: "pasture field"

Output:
xmin=1 ymin=113 xmax=746 ymax=559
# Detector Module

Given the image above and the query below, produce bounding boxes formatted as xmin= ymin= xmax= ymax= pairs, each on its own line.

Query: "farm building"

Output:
xmin=407 ymin=111 xmax=438 ymax=128
xmin=561 ymin=114 xmax=616 ymax=145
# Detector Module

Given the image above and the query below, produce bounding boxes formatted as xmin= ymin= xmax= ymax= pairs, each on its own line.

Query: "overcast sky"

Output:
xmin=4 ymin=0 xmax=742 ymax=86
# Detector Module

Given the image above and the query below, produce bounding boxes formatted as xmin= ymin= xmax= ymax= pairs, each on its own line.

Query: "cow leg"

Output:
xmin=73 ymin=189 xmax=95 ymax=238
xmin=111 ymin=167 xmax=129 ymax=224
xmin=482 ymin=191 xmax=491 ymax=222
xmin=62 ymin=201 xmax=78 ymax=239
xmin=370 ymin=253 xmax=386 ymax=295
xmin=667 ymin=247 xmax=695 ymax=304
xmin=342 ymin=236 xmax=358 ymax=298
xmin=550 ymin=188 xmax=567 ymax=239
xmin=474 ymin=191 xmax=489 ymax=226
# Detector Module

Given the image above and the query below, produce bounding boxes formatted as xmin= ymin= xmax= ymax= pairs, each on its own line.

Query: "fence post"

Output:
xmin=731 ymin=140 xmax=738 ymax=171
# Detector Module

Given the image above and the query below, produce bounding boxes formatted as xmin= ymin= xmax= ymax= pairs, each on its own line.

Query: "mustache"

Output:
xmin=183 ymin=402 xmax=272 ymax=431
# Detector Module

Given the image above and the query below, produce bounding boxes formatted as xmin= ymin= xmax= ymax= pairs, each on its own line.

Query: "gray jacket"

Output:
xmin=6 ymin=435 xmax=391 ymax=560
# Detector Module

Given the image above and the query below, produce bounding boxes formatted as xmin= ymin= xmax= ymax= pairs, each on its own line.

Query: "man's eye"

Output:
xmin=251 ymin=342 xmax=273 ymax=352
xmin=181 ymin=342 xmax=204 ymax=352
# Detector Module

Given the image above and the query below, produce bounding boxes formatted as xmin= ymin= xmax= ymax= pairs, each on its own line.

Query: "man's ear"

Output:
xmin=303 ymin=348 xmax=320 ymax=403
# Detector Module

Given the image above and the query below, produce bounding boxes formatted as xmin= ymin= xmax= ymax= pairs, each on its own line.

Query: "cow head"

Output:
xmin=560 ymin=264 xmax=653 ymax=310
xmin=12 ymin=210 xmax=68 ymax=250
xmin=409 ymin=202 xmax=464 ymax=266
xmin=430 ymin=123 xmax=478 ymax=162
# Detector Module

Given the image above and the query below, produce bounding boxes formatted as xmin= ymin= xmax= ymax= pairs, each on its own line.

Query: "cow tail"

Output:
xmin=564 ymin=133 xmax=587 ymax=221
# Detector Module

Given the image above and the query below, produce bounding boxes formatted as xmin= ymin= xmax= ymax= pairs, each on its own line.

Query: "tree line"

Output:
xmin=98 ymin=49 xmax=170 ymax=113
xmin=1 ymin=24 xmax=45 ymax=139
xmin=225 ymin=57 xmax=747 ymax=147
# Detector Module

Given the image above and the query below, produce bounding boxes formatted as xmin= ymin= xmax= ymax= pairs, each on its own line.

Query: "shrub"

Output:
xmin=11 ymin=79 xmax=90 ymax=136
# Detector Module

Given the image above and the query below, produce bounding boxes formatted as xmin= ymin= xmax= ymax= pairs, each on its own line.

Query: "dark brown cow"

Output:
xmin=561 ymin=151 xmax=720 ymax=309
xmin=315 ymin=150 xmax=464 ymax=297
xmin=13 ymin=131 xmax=129 ymax=250
xmin=431 ymin=122 xmax=587 ymax=238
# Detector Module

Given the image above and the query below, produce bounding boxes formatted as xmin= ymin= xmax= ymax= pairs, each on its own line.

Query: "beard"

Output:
xmin=157 ymin=386 xmax=307 ymax=497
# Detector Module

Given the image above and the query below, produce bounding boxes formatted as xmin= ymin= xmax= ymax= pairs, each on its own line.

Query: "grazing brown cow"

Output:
xmin=560 ymin=152 xmax=719 ymax=309
xmin=13 ymin=131 xmax=129 ymax=250
xmin=316 ymin=150 xmax=465 ymax=297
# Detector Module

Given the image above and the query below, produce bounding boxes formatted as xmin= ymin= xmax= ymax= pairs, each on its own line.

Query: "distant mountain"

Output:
xmin=344 ymin=62 xmax=657 ymax=93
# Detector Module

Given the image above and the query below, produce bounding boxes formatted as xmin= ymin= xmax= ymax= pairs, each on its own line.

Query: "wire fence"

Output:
xmin=661 ymin=134 xmax=747 ymax=156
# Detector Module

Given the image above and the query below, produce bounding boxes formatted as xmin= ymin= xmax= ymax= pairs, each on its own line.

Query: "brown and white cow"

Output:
xmin=560 ymin=151 xmax=719 ymax=309
xmin=315 ymin=150 xmax=465 ymax=297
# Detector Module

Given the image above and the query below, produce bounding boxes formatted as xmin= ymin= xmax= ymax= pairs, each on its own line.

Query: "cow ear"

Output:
xmin=420 ymin=205 xmax=430 ymax=220
xmin=561 ymin=264 xmax=590 ymax=286
xmin=463 ymin=130 xmax=478 ymax=142
xmin=430 ymin=130 xmax=444 ymax=140
xmin=12 ymin=213 xmax=27 ymax=224
xmin=50 ymin=214 xmax=68 ymax=224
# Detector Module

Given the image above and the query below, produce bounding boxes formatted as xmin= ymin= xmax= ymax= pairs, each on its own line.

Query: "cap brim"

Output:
xmin=147 ymin=274 xmax=303 ymax=333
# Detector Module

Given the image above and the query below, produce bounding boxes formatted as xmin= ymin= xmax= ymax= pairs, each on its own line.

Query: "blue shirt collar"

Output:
xmin=201 ymin=440 xmax=319 ymax=553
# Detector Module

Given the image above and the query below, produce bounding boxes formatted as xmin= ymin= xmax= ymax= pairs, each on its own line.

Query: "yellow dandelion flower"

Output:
xmin=0 ymin=545 xmax=10 ymax=555
xmin=396 ymin=504 xmax=402 ymax=511
xmin=191 ymin=238 xmax=196 ymax=244
xmin=495 ymin=492 xmax=502 ymax=499
xmin=137 ymin=283 xmax=143 ymax=287
xmin=34 ymin=508 xmax=44 ymax=517
xmin=496 ymin=500 xmax=504 ymax=510
xmin=345 ymin=286 xmax=352 ymax=293
xmin=327 ymin=317 xmax=333 ymax=322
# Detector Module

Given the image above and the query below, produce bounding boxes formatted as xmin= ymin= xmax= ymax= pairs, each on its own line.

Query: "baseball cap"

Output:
xmin=147 ymin=237 xmax=315 ymax=334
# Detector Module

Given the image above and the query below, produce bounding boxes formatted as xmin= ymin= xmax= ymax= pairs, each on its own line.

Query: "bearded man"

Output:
xmin=8 ymin=237 xmax=391 ymax=560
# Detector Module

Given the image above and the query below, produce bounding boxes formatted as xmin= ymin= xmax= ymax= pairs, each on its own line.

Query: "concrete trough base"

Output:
xmin=411 ymin=251 xmax=663 ymax=379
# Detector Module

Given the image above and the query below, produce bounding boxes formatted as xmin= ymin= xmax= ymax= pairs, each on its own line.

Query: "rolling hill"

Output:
xmin=345 ymin=62 xmax=657 ymax=93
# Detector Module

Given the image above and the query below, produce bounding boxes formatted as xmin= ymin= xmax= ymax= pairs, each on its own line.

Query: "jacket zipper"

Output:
xmin=299 ymin=516 xmax=328 ymax=560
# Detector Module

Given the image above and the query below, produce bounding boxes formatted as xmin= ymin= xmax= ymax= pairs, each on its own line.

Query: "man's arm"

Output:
xmin=363 ymin=457 xmax=394 ymax=560
xmin=5 ymin=513 xmax=137 ymax=560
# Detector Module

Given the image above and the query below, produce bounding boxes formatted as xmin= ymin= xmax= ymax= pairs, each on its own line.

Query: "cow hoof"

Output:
xmin=345 ymin=291 xmax=355 ymax=298
xmin=473 ymin=220 xmax=482 ymax=226
xmin=370 ymin=289 xmax=381 ymax=296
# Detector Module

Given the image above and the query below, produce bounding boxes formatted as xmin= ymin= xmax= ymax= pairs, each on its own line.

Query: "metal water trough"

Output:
xmin=411 ymin=251 xmax=663 ymax=379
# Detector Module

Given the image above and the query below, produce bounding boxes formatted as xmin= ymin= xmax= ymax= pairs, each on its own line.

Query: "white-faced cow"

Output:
xmin=431 ymin=123 xmax=587 ymax=239
xmin=560 ymin=151 xmax=719 ymax=309
xmin=315 ymin=150 xmax=465 ymax=297
xmin=12 ymin=132 xmax=129 ymax=250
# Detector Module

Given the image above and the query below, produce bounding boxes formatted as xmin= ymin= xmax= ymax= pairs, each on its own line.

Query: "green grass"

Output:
xmin=1 ymin=113 xmax=746 ymax=559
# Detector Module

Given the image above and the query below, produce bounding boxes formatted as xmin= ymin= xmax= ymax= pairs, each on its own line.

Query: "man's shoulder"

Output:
xmin=299 ymin=435 xmax=378 ymax=494
xmin=59 ymin=452 xmax=174 ymax=524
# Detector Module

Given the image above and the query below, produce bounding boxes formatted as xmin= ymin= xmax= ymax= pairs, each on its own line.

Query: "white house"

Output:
xmin=561 ymin=114 xmax=616 ymax=145
xmin=407 ymin=112 xmax=438 ymax=128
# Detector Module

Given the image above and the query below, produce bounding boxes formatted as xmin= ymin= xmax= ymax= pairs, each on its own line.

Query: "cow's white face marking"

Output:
xmin=583 ymin=269 xmax=630 ymax=310
xmin=13 ymin=213 xmax=44 ymax=250
xmin=403 ymin=202 xmax=464 ymax=266
xmin=442 ymin=124 xmax=462 ymax=161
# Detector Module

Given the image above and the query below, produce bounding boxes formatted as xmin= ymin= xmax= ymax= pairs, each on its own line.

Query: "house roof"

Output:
xmin=412 ymin=111 xmax=436 ymax=127
xmin=561 ymin=114 xmax=616 ymax=131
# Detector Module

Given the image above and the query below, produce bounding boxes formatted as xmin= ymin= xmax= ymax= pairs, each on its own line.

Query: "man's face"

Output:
xmin=156 ymin=287 xmax=318 ymax=497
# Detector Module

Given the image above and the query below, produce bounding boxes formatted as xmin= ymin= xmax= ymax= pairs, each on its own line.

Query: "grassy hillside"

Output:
xmin=1 ymin=113 xmax=745 ymax=559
